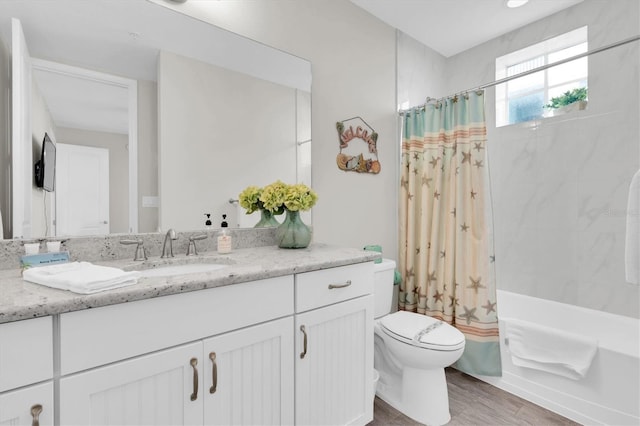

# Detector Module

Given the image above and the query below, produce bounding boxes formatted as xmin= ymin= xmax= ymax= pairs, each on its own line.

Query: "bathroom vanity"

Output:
xmin=0 ymin=244 xmax=378 ymax=426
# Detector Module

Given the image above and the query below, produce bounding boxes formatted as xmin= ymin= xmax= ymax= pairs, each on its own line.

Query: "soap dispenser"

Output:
xmin=217 ymin=214 xmax=232 ymax=254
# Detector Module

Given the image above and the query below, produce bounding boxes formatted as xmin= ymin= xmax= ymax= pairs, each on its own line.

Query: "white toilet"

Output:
xmin=373 ymin=259 xmax=465 ymax=426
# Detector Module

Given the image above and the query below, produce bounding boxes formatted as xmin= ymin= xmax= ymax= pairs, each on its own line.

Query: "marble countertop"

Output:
xmin=0 ymin=244 xmax=380 ymax=324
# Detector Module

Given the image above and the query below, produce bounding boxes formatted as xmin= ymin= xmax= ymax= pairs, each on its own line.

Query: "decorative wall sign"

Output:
xmin=336 ymin=116 xmax=380 ymax=174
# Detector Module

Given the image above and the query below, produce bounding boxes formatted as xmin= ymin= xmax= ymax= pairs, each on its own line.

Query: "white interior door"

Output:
xmin=56 ymin=143 xmax=109 ymax=236
xmin=11 ymin=18 xmax=32 ymax=239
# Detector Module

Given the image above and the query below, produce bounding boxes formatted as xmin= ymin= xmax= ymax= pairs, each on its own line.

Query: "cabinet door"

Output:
xmin=0 ymin=382 xmax=53 ymax=426
xmin=59 ymin=342 xmax=203 ymax=426
xmin=295 ymin=296 xmax=373 ymax=426
xmin=0 ymin=316 xmax=53 ymax=392
xmin=202 ymin=317 xmax=294 ymax=426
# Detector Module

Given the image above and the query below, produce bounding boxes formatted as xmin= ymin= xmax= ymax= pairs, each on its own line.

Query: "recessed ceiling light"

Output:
xmin=506 ymin=0 xmax=529 ymax=8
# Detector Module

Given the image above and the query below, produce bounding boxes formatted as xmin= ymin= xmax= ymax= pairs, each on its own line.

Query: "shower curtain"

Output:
xmin=399 ymin=91 xmax=501 ymax=376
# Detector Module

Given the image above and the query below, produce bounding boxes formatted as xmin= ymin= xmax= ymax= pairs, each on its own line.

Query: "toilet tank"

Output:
xmin=373 ymin=259 xmax=396 ymax=319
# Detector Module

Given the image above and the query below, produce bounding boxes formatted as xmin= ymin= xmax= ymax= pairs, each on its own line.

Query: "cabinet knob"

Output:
xmin=190 ymin=357 xmax=199 ymax=401
xmin=30 ymin=404 xmax=42 ymax=426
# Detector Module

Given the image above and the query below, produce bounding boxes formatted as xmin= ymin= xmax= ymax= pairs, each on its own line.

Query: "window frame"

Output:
xmin=495 ymin=26 xmax=588 ymax=127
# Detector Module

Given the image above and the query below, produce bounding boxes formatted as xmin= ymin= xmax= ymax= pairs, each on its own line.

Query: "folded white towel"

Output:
xmin=23 ymin=261 xmax=139 ymax=294
xmin=626 ymin=169 xmax=640 ymax=284
xmin=502 ymin=317 xmax=598 ymax=380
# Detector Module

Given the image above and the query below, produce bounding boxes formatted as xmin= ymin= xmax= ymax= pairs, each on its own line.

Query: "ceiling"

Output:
xmin=350 ymin=0 xmax=584 ymax=57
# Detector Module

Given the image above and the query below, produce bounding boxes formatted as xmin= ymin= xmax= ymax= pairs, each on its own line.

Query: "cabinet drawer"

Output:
xmin=60 ymin=275 xmax=294 ymax=375
xmin=0 ymin=316 xmax=53 ymax=392
xmin=295 ymin=262 xmax=374 ymax=312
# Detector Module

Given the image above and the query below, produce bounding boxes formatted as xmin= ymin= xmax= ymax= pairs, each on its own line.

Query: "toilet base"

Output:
xmin=402 ymin=367 xmax=451 ymax=425
xmin=376 ymin=366 xmax=451 ymax=426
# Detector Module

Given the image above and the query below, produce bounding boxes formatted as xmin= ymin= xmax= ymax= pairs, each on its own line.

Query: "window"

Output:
xmin=495 ymin=26 xmax=588 ymax=127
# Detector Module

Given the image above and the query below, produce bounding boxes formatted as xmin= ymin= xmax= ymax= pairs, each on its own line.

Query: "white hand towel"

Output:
xmin=23 ymin=262 xmax=139 ymax=294
xmin=625 ymin=169 xmax=640 ymax=284
xmin=502 ymin=317 xmax=598 ymax=380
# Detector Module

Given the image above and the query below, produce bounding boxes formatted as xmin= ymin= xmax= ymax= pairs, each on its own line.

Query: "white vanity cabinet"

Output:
xmin=60 ymin=341 xmax=204 ymax=425
xmin=59 ymin=318 xmax=294 ymax=426
xmin=58 ymin=276 xmax=294 ymax=426
xmin=0 ymin=382 xmax=54 ymax=426
xmin=202 ymin=317 xmax=294 ymax=425
xmin=1 ymin=257 xmax=376 ymax=426
xmin=0 ymin=316 xmax=54 ymax=426
xmin=294 ymin=263 xmax=374 ymax=426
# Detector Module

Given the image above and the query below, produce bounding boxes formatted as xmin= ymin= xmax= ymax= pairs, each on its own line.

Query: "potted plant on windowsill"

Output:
xmin=543 ymin=87 xmax=588 ymax=117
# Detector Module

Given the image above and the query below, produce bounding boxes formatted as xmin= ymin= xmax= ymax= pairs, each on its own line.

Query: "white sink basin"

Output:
xmin=139 ymin=263 xmax=228 ymax=278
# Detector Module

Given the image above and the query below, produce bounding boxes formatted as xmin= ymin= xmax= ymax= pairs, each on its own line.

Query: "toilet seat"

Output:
xmin=380 ymin=311 xmax=465 ymax=351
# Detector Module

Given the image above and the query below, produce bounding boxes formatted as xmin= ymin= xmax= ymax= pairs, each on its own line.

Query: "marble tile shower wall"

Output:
xmin=444 ymin=0 xmax=639 ymax=318
xmin=397 ymin=0 xmax=640 ymax=317
xmin=488 ymin=103 xmax=639 ymax=318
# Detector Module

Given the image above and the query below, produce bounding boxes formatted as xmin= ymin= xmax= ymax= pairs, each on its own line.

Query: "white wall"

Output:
xmin=55 ymin=127 xmax=129 ymax=234
xmin=175 ymin=1 xmax=399 ymax=259
xmin=296 ymin=89 xmax=312 ymax=225
xmin=158 ymin=51 xmax=298 ymax=231
xmin=437 ymin=0 xmax=639 ymax=318
xmin=137 ymin=80 xmax=159 ymax=233
xmin=30 ymin=79 xmax=55 ymax=238
xmin=396 ymin=31 xmax=448 ymax=109
xmin=0 ymin=37 xmax=9 ymax=238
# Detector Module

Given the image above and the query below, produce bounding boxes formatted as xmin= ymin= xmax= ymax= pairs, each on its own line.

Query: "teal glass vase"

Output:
xmin=254 ymin=209 xmax=280 ymax=228
xmin=276 ymin=210 xmax=311 ymax=249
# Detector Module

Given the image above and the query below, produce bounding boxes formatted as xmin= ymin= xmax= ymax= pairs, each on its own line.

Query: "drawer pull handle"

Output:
xmin=300 ymin=325 xmax=308 ymax=359
xmin=190 ymin=357 xmax=199 ymax=401
xmin=209 ymin=352 xmax=217 ymax=394
xmin=328 ymin=280 xmax=352 ymax=289
xmin=30 ymin=404 xmax=42 ymax=426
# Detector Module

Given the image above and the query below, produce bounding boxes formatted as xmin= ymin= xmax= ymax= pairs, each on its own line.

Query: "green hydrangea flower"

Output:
xmin=244 ymin=181 xmax=318 ymax=214
xmin=238 ymin=186 xmax=263 ymax=214
xmin=260 ymin=180 xmax=288 ymax=214
xmin=284 ymin=183 xmax=318 ymax=211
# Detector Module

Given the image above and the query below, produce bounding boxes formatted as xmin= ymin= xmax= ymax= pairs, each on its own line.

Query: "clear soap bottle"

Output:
xmin=217 ymin=214 xmax=232 ymax=254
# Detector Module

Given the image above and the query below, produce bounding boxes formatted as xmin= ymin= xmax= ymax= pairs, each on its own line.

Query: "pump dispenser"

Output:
xmin=217 ymin=214 xmax=232 ymax=254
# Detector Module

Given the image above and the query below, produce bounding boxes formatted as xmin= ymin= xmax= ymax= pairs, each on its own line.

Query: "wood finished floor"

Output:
xmin=368 ymin=368 xmax=580 ymax=426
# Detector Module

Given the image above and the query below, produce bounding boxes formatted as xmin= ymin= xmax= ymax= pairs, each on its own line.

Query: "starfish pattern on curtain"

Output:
xmin=399 ymin=91 xmax=501 ymax=376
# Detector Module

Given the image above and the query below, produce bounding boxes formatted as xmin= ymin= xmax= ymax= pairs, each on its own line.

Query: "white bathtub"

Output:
xmin=467 ymin=290 xmax=639 ymax=425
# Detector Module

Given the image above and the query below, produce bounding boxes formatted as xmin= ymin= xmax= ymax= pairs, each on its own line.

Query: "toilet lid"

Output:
xmin=380 ymin=311 xmax=465 ymax=351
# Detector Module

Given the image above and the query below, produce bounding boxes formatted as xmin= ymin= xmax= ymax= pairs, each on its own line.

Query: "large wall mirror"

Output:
xmin=0 ymin=0 xmax=312 ymax=239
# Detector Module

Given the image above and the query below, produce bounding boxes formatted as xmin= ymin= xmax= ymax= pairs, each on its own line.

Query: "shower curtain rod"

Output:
xmin=399 ymin=34 xmax=640 ymax=114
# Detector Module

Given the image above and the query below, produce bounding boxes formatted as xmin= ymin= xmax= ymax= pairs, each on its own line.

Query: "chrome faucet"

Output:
xmin=120 ymin=239 xmax=147 ymax=261
xmin=161 ymin=229 xmax=177 ymax=258
xmin=186 ymin=234 xmax=208 ymax=256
